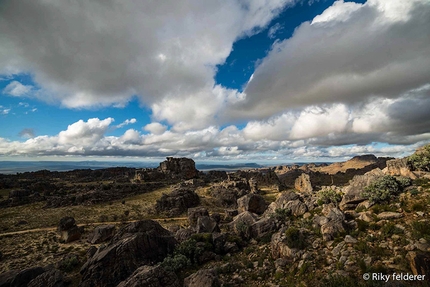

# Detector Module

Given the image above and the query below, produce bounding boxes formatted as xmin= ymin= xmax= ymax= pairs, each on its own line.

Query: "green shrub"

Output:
xmin=271 ymin=208 xmax=291 ymax=222
xmin=408 ymin=144 xmax=430 ymax=172
xmin=161 ymin=254 xmax=191 ymax=272
xmin=411 ymin=202 xmax=426 ymax=211
xmin=381 ymin=222 xmax=403 ymax=238
xmin=285 ymin=227 xmax=307 ymax=249
xmin=362 ymin=176 xmax=404 ymax=204
xmin=317 ymin=189 xmax=342 ymax=206
xmin=395 ymin=176 xmax=412 ymax=189
xmin=411 ymin=221 xmax=430 ymax=241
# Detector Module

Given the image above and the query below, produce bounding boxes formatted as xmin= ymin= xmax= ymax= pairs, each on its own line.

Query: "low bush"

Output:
xmin=317 ymin=189 xmax=342 ymax=206
xmin=408 ymin=144 xmax=430 ymax=172
xmin=362 ymin=176 xmax=406 ymax=204
xmin=285 ymin=227 xmax=307 ymax=249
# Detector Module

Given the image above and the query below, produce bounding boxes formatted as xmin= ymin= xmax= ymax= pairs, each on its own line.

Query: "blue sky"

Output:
xmin=1 ymin=0 xmax=429 ymax=163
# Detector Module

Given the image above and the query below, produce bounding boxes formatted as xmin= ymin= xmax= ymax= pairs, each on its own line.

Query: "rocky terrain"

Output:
xmin=0 ymin=148 xmax=430 ymax=286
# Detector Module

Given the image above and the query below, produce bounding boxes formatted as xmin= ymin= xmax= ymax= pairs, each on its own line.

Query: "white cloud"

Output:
xmin=227 ymin=0 xmax=430 ymax=121
xmin=0 ymin=0 xmax=291 ymax=129
xmin=312 ymin=0 xmax=362 ymax=25
xmin=3 ymin=81 xmax=32 ymax=97
xmin=143 ymin=122 xmax=168 ymax=135
xmin=58 ymin=118 xmax=114 ymax=146
xmin=1 ymin=108 xmax=10 ymax=115
xmin=116 ymin=118 xmax=137 ymax=128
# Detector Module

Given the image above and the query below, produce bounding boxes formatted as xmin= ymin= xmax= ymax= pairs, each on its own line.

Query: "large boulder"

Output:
xmin=320 ymin=205 xmax=345 ymax=241
xmin=27 ymin=269 xmax=65 ymax=287
xmin=0 ymin=270 xmax=19 ymax=287
xmin=263 ymin=191 xmax=304 ymax=217
xmin=295 ymin=173 xmax=313 ymax=193
xmin=285 ymin=200 xmax=308 ymax=217
xmin=57 ymin=216 xmax=81 ymax=243
xmin=117 ymin=265 xmax=180 ymax=287
xmin=80 ymin=220 xmax=177 ymax=287
xmin=159 ymin=157 xmax=198 ymax=179
xmin=196 ymin=216 xmax=220 ymax=234
xmin=270 ymin=229 xmax=302 ymax=261
xmin=87 ymin=225 xmax=116 ymax=244
xmin=9 ymin=267 xmax=45 ymax=287
xmin=228 ymin=211 xmax=258 ymax=238
xmin=184 ymin=268 xmax=221 ymax=287
xmin=407 ymin=252 xmax=430 ymax=276
xmin=339 ymin=168 xmax=384 ymax=210
xmin=155 ymin=188 xmax=200 ymax=216
xmin=188 ymin=207 xmax=209 ymax=228
xmin=384 ymin=158 xmax=418 ymax=179
xmin=250 ymin=217 xmax=277 ymax=239
xmin=237 ymin=194 xmax=267 ymax=215
xmin=210 ymin=188 xmax=247 ymax=208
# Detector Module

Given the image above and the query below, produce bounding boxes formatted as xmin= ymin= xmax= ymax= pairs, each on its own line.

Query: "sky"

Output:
xmin=1 ymin=0 xmax=430 ymax=164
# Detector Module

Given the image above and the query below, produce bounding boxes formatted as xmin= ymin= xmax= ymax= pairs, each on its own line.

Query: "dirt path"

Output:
xmin=0 ymin=217 xmax=188 ymax=237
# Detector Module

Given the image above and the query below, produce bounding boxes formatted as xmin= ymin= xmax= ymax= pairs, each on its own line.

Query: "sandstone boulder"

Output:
xmin=196 ymin=216 xmax=220 ymax=234
xmin=250 ymin=217 xmax=277 ymax=239
xmin=184 ymin=268 xmax=220 ymax=287
xmin=285 ymin=199 xmax=308 ymax=217
xmin=80 ymin=220 xmax=177 ymax=287
xmin=340 ymin=168 xmax=384 ymax=210
xmin=117 ymin=265 xmax=180 ymax=287
xmin=27 ymin=269 xmax=65 ymax=287
xmin=237 ymin=194 xmax=267 ymax=215
xmin=57 ymin=216 xmax=81 ymax=243
xmin=159 ymin=157 xmax=198 ymax=179
xmin=155 ymin=188 xmax=200 ymax=216
xmin=228 ymin=211 xmax=258 ymax=238
xmin=407 ymin=251 xmax=430 ymax=276
xmin=384 ymin=158 xmax=417 ymax=179
xmin=210 ymin=188 xmax=247 ymax=208
xmin=9 ymin=267 xmax=45 ymax=287
xmin=320 ymin=205 xmax=345 ymax=241
xmin=188 ymin=207 xmax=209 ymax=228
xmin=270 ymin=230 xmax=302 ymax=261
xmin=295 ymin=173 xmax=313 ymax=193
xmin=87 ymin=225 xmax=116 ymax=244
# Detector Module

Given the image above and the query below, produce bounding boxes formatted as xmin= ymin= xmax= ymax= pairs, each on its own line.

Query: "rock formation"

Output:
xmin=80 ymin=220 xmax=177 ymax=287
xmin=159 ymin=157 xmax=198 ymax=179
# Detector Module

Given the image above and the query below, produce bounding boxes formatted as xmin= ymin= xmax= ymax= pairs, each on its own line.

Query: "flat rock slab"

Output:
xmin=377 ymin=212 xmax=403 ymax=220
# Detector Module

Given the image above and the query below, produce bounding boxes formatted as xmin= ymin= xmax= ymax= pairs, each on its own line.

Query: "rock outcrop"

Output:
xmin=237 ymin=194 xmax=267 ymax=215
xmin=57 ymin=216 xmax=81 ymax=243
xmin=117 ymin=265 xmax=180 ymax=287
xmin=80 ymin=220 xmax=177 ymax=287
xmin=294 ymin=173 xmax=313 ymax=193
xmin=384 ymin=158 xmax=418 ymax=179
xmin=87 ymin=225 xmax=116 ymax=244
xmin=339 ymin=168 xmax=385 ymax=210
xmin=159 ymin=157 xmax=198 ymax=179
xmin=184 ymin=268 xmax=221 ymax=287
xmin=27 ymin=269 xmax=65 ymax=287
xmin=155 ymin=188 xmax=200 ymax=216
xmin=209 ymin=188 xmax=247 ymax=208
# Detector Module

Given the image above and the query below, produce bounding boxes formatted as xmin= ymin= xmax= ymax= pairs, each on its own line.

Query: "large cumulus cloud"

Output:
xmin=228 ymin=0 xmax=430 ymax=121
xmin=0 ymin=0 xmax=289 ymax=130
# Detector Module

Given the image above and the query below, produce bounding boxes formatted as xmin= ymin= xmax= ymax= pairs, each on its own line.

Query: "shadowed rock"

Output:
xmin=117 ymin=265 xmax=180 ymax=287
xmin=155 ymin=188 xmax=200 ymax=217
xmin=237 ymin=194 xmax=267 ymax=215
xmin=87 ymin=225 xmax=116 ymax=244
xmin=28 ymin=269 xmax=65 ymax=287
xmin=80 ymin=220 xmax=177 ymax=287
xmin=184 ymin=268 xmax=220 ymax=287
xmin=159 ymin=157 xmax=198 ymax=179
